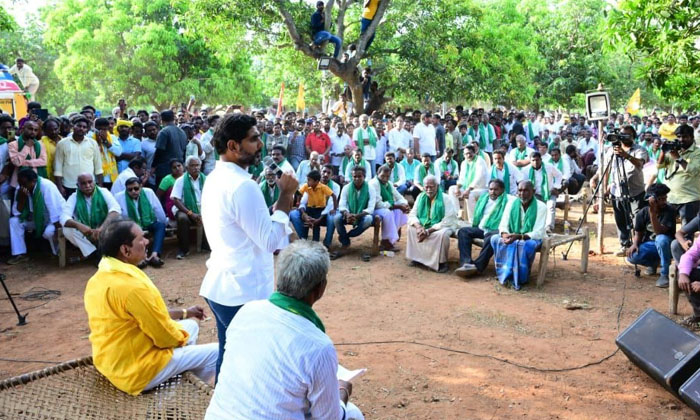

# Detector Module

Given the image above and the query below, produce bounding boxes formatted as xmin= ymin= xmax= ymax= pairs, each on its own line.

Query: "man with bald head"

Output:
xmin=61 ymin=173 xmax=121 ymax=262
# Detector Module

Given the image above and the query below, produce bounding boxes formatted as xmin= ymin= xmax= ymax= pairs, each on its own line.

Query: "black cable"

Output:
xmin=0 ymin=287 xmax=61 ymax=314
xmin=0 ymin=357 xmax=62 ymax=364
xmin=337 ymin=277 xmax=628 ymax=374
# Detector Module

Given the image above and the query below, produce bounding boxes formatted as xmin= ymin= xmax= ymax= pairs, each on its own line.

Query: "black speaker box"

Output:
xmin=616 ymin=308 xmax=700 ymax=394
xmin=680 ymin=369 xmax=700 ymax=415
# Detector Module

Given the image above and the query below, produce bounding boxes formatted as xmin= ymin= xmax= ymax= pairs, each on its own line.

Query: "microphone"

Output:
xmin=262 ymin=156 xmax=284 ymax=178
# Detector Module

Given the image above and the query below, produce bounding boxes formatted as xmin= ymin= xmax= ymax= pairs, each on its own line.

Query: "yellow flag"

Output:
xmin=296 ymin=82 xmax=305 ymax=112
xmin=625 ymin=88 xmax=641 ymax=115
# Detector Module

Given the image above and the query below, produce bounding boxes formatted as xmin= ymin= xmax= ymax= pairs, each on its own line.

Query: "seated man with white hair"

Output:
xmin=370 ymin=165 xmax=410 ymax=251
xmin=296 ymin=151 xmax=323 ymax=186
xmin=406 ymin=174 xmax=459 ymax=273
xmin=171 ymin=155 xmax=206 ymax=259
xmin=61 ymin=172 xmax=121 ymax=262
xmin=115 ymin=177 xmax=167 ymax=267
xmin=507 ymin=134 xmax=535 ymax=173
xmin=205 ymin=240 xmax=364 ymax=420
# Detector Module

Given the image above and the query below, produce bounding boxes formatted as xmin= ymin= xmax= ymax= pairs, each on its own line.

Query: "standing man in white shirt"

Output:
xmin=205 ymin=240 xmax=364 ymax=420
xmin=523 ymin=152 xmax=563 ymax=232
xmin=200 ymin=113 xmax=297 ymax=382
xmin=449 ymin=146 xmax=489 ymax=222
xmin=329 ymin=122 xmax=352 ymax=174
xmin=388 ymin=115 xmax=412 ymax=153
xmin=413 ymin=112 xmax=437 ymax=161
xmin=9 ymin=58 xmax=40 ymax=100
xmin=352 ymin=114 xmax=379 ymax=177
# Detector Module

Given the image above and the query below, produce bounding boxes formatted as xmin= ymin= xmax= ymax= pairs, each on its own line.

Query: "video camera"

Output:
xmin=661 ymin=139 xmax=683 ymax=153
xmin=605 ymin=128 xmax=633 ymax=147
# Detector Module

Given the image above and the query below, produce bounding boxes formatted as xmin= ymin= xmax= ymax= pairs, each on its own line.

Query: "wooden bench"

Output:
xmin=670 ymin=261 xmax=680 ymax=314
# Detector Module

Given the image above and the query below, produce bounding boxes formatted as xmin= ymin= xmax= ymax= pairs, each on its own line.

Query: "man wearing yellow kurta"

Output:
xmin=84 ymin=218 xmax=217 ymax=395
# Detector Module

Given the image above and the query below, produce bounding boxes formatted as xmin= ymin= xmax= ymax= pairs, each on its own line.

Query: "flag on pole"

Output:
xmin=276 ymin=82 xmax=285 ymax=117
xmin=625 ymin=88 xmax=641 ymax=115
xmin=296 ymin=82 xmax=305 ymax=112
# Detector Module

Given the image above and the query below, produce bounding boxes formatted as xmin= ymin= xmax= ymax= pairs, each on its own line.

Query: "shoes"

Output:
xmin=437 ymin=263 xmax=449 ymax=273
xmin=454 ymin=263 xmax=477 ymax=279
xmin=615 ymin=247 xmax=628 ymax=257
xmin=656 ymin=275 xmax=669 ymax=288
xmin=149 ymin=257 xmax=165 ymax=268
xmin=644 ymin=266 xmax=657 ymax=276
xmin=7 ymin=254 xmax=28 ymax=265
xmin=176 ymin=251 xmax=189 ymax=260
xmin=681 ymin=316 xmax=700 ymax=330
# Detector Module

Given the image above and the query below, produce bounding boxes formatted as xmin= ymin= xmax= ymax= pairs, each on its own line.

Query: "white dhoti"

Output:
xmin=9 ymin=217 xmax=57 ymax=256
xmin=405 ymin=225 xmax=452 ymax=271
xmin=374 ymin=208 xmax=408 ymax=245
xmin=62 ymin=227 xmax=97 ymax=257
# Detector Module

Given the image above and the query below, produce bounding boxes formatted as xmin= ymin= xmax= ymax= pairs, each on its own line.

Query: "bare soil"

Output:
xmin=0 ymin=203 xmax=697 ymax=419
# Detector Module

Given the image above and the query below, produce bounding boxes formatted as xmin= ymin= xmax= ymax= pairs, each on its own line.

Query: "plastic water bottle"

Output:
xmin=381 ymin=250 xmax=395 ymax=257
xmin=564 ymin=221 xmax=571 ymax=236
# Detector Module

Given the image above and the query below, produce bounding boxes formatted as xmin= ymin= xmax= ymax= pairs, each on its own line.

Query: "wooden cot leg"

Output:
xmin=536 ymin=239 xmax=551 ymax=288
xmin=196 ymin=226 xmax=203 ymax=253
xmin=581 ymin=227 xmax=589 ymax=273
xmin=372 ymin=215 xmax=381 ymax=256
xmin=669 ymin=262 xmax=679 ymax=315
xmin=58 ymin=228 xmax=66 ymax=268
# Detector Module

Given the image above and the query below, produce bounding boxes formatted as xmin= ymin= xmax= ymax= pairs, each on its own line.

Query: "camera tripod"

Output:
xmin=0 ymin=273 xmax=27 ymax=326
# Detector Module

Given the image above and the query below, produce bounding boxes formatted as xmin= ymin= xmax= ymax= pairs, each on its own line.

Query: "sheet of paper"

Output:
xmin=337 ymin=364 xmax=367 ymax=383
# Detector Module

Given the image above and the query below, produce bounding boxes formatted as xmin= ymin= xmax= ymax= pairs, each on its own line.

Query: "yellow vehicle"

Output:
xmin=0 ymin=64 xmax=28 ymax=121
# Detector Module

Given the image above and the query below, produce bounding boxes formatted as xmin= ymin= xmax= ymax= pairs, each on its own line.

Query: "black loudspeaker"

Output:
xmin=680 ymin=370 xmax=700 ymax=415
xmin=616 ymin=308 xmax=700 ymax=394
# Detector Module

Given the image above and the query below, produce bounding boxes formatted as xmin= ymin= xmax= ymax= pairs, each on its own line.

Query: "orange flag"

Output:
xmin=276 ymin=82 xmax=285 ymax=117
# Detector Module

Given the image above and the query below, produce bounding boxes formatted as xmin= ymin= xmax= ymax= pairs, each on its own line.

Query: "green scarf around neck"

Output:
xmin=269 ymin=291 xmax=325 ymax=332
xmin=478 ymin=123 xmax=493 ymax=150
xmin=440 ymin=159 xmax=456 ymax=176
xmin=472 ymin=192 xmax=507 ymax=231
xmin=17 ymin=136 xmax=47 ymax=178
xmin=379 ymin=181 xmax=394 ymax=206
xmin=248 ymin=162 xmax=264 ymax=179
xmin=76 ymin=187 xmax=109 ymax=229
xmin=508 ymin=197 xmax=538 ymax=235
xmin=183 ymin=173 xmax=205 ymax=214
xmin=260 ymin=181 xmax=279 ymax=208
xmin=390 ymin=164 xmax=400 ymax=183
xmin=461 ymin=160 xmax=477 ymax=187
xmin=527 ymin=121 xmax=535 ymax=140
xmin=0 ymin=136 xmax=7 ymax=145
xmin=19 ymin=177 xmax=45 ymax=238
xmin=528 ymin=165 xmax=549 ymax=201
xmin=347 ymin=181 xmax=369 ymax=215
xmin=415 ymin=190 xmax=445 ymax=228
xmin=357 ymin=126 xmax=377 ymax=148
xmin=341 ymin=155 xmax=352 ymax=174
xmin=550 ymin=157 xmax=563 ymax=173
xmin=491 ymin=163 xmax=510 ymax=194
xmin=126 ymin=190 xmax=155 ymax=228
xmin=327 ymin=179 xmax=338 ymax=192
xmin=417 ymin=163 xmax=434 ymax=186
xmin=515 ymin=148 xmax=529 ymax=161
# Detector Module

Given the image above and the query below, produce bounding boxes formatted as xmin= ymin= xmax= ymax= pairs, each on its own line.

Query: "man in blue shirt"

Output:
xmin=310 ymin=1 xmax=342 ymax=59
xmin=115 ymin=120 xmax=142 ymax=173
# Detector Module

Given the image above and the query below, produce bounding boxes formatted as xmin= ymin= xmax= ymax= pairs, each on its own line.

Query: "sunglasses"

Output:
xmin=127 ymin=186 xmax=141 ymax=192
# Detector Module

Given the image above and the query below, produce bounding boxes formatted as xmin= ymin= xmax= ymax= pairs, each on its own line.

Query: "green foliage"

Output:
xmin=42 ymin=0 xmax=264 ymax=110
xmin=0 ymin=6 xmax=15 ymax=32
xmin=608 ymin=0 xmax=700 ymax=108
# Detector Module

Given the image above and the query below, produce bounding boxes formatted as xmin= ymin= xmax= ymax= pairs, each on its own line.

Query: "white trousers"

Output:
xmin=346 ymin=402 xmax=364 ymax=420
xmin=373 ymin=208 xmax=407 ymax=245
xmin=143 ymin=319 xmax=218 ymax=391
xmin=447 ymin=186 xmax=487 ymax=222
xmin=9 ymin=217 xmax=57 ymax=256
xmin=62 ymin=226 xmax=97 ymax=257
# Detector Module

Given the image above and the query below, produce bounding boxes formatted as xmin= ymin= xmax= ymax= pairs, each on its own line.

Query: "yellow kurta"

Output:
xmin=40 ymin=136 xmax=57 ymax=181
xmin=84 ymin=257 xmax=189 ymax=395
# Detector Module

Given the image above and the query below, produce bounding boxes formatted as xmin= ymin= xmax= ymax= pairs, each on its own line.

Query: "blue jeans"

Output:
xmin=627 ymin=234 xmax=672 ymax=276
xmin=360 ymin=18 xmax=376 ymax=51
xmin=146 ymin=221 xmax=166 ymax=255
xmin=396 ymin=182 xmax=409 ymax=195
xmin=204 ymin=298 xmax=243 ymax=383
xmin=333 ymin=213 xmax=373 ymax=246
xmin=313 ymin=31 xmax=342 ymax=58
xmin=290 ymin=207 xmax=334 ymax=247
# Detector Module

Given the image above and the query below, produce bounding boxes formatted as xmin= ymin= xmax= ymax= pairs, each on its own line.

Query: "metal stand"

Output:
xmin=0 ymin=273 xmax=27 ymax=326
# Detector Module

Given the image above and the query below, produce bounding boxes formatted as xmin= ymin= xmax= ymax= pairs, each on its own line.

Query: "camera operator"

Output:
xmin=603 ymin=125 xmax=649 ymax=257
xmin=657 ymin=124 xmax=700 ymax=225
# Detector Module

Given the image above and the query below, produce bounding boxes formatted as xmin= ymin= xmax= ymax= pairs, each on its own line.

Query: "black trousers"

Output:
xmin=612 ymin=191 xmax=647 ymax=247
xmin=457 ymin=227 xmax=498 ymax=272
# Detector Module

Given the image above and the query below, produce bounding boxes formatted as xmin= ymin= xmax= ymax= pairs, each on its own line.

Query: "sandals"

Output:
xmin=329 ymin=251 xmax=344 ymax=260
xmin=149 ymin=257 xmax=165 ymax=268
xmin=361 ymin=253 xmax=371 ymax=262
xmin=681 ymin=316 xmax=700 ymax=330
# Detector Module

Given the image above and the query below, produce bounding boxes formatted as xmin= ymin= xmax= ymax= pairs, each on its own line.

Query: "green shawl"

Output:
xmin=526 ymin=121 xmax=535 ymax=141
xmin=549 ymin=157 xmax=563 ymax=173
xmin=248 ymin=162 xmax=264 ymax=179
xmin=356 ymin=126 xmax=377 ymax=148
xmin=17 ymin=136 xmax=47 ymax=178
xmin=491 ymin=163 xmax=510 ymax=195
xmin=417 ymin=163 xmax=434 ymax=186
xmin=390 ymin=164 xmax=401 ymax=183
xmin=260 ymin=181 xmax=279 ymax=208
xmin=183 ymin=173 xmax=205 ymax=214
xmin=75 ymin=187 xmax=109 ymax=229
xmin=440 ymin=159 xmax=457 ymax=177
xmin=19 ymin=177 xmax=45 ymax=238
xmin=126 ymin=190 xmax=155 ymax=228
xmin=379 ymin=181 xmax=394 ymax=206
xmin=461 ymin=160 xmax=477 ymax=187
xmin=515 ymin=148 xmax=529 ymax=161
xmin=528 ymin=165 xmax=550 ymax=201
xmin=415 ymin=190 xmax=445 ymax=228
xmin=478 ymin=123 xmax=494 ymax=150
xmin=472 ymin=192 xmax=507 ymax=231
xmin=508 ymin=197 xmax=538 ymax=235
xmin=269 ymin=291 xmax=325 ymax=332
xmin=347 ymin=181 xmax=369 ymax=215
xmin=0 ymin=136 xmax=7 ymax=145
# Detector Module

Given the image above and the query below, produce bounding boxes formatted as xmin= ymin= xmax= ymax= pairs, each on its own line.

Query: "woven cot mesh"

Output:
xmin=0 ymin=357 xmax=212 ymax=419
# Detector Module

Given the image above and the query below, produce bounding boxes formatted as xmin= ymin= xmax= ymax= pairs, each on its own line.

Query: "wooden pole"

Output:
xmin=596 ymin=83 xmax=605 ymax=254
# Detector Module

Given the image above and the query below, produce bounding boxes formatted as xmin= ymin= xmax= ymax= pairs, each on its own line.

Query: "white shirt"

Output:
xmin=9 ymin=64 xmax=39 ymax=86
xmin=490 ymin=162 xmax=523 ymax=196
xmin=546 ymin=156 xmax=571 ymax=181
xmin=506 ymin=147 xmax=535 ymax=174
xmin=434 ymin=157 xmax=459 ymax=181
xmin=498 ymin=198 xmax=548 ymax=240
xmin=387 ymin=163 xmax=406 ymax=187
xmin=12 ymin=177 xmax=65 ymax=224
xmin=329 ymin=133 xmax=352 ymax=166
xmin=170 ymin=173 xmax=203 ymax=215
xmin=277 ymin=159 xmax=295 ymax=173
xmin=476 ymin=194 xmax=515 ymax=230
xmin=388 ymin=128 xmax=412 ymax=153
xmin=374 ymin=135 xmax=387 ymax=166
xmin=111 ymin=167 xmax=137 ymax=196
xmin=60 ymin=187 xmax=120 ymax=226
xmin=295 ymin=161 xmax=322 ymax=186
xmin=412 ymin=122 xmax=437 ymax=156
xmin=522 ymin=163 xmax=563 ymax=198
xmin=201 ymin=130 xmax=217 ymax=175
xmin=114 ymin=188 xmax=167 ymax=224
xmin=458 ymin=158 xmax=489 ymax=190
xmin=299 ymin=181 xmax=341 ymax=216
xmin=338 ymin=181 xmax=377 ymax=214
xmin=200 ymin=161 xmax=291 ymax=306
xmin=353 ymin=126 xmax=378 ymax=161
xmin=412 ymin=164 xmax=439 ymax=185
xmin=369 ymin=177 xmax=407 ymax=210
xmin=343 ymin=160 xmax=373 ymax=182
xmin=140 ymin=138 xmax=157 ymax=184
xmin=577 ymin=138 xmax=598 ymax=156
xmin=205 ymin=300 xmax=345 ymax=420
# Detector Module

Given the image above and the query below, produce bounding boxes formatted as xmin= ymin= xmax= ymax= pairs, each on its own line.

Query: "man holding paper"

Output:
xmin=205 ymin=240 xmax=364 ymax=420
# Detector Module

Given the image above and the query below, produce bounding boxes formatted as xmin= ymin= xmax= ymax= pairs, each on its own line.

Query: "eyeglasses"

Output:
xmin=127 ymin=186 xmax=141 ymax=192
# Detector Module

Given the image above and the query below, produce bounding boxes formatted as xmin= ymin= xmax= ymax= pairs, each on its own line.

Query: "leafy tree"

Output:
xmin=0 ymin=6 xmax=15 ymax=33
xmin=42 ymin=0 xmax=263 ymax=111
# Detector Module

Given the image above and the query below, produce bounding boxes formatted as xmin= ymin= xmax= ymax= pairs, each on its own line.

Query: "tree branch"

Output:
xmin=324 ymin=0 xmax=335 ymax=31
xmin=335 ymin=0 xmax=348 ymax=41
xmin=356 ymin=0 xmax=391 ymax=57
xmin=272 ymin=0 xmax=317 ymax=57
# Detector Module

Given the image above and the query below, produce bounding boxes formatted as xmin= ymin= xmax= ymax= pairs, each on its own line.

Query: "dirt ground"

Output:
xmin=1 ymin=202 xmax=698 ymax=419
